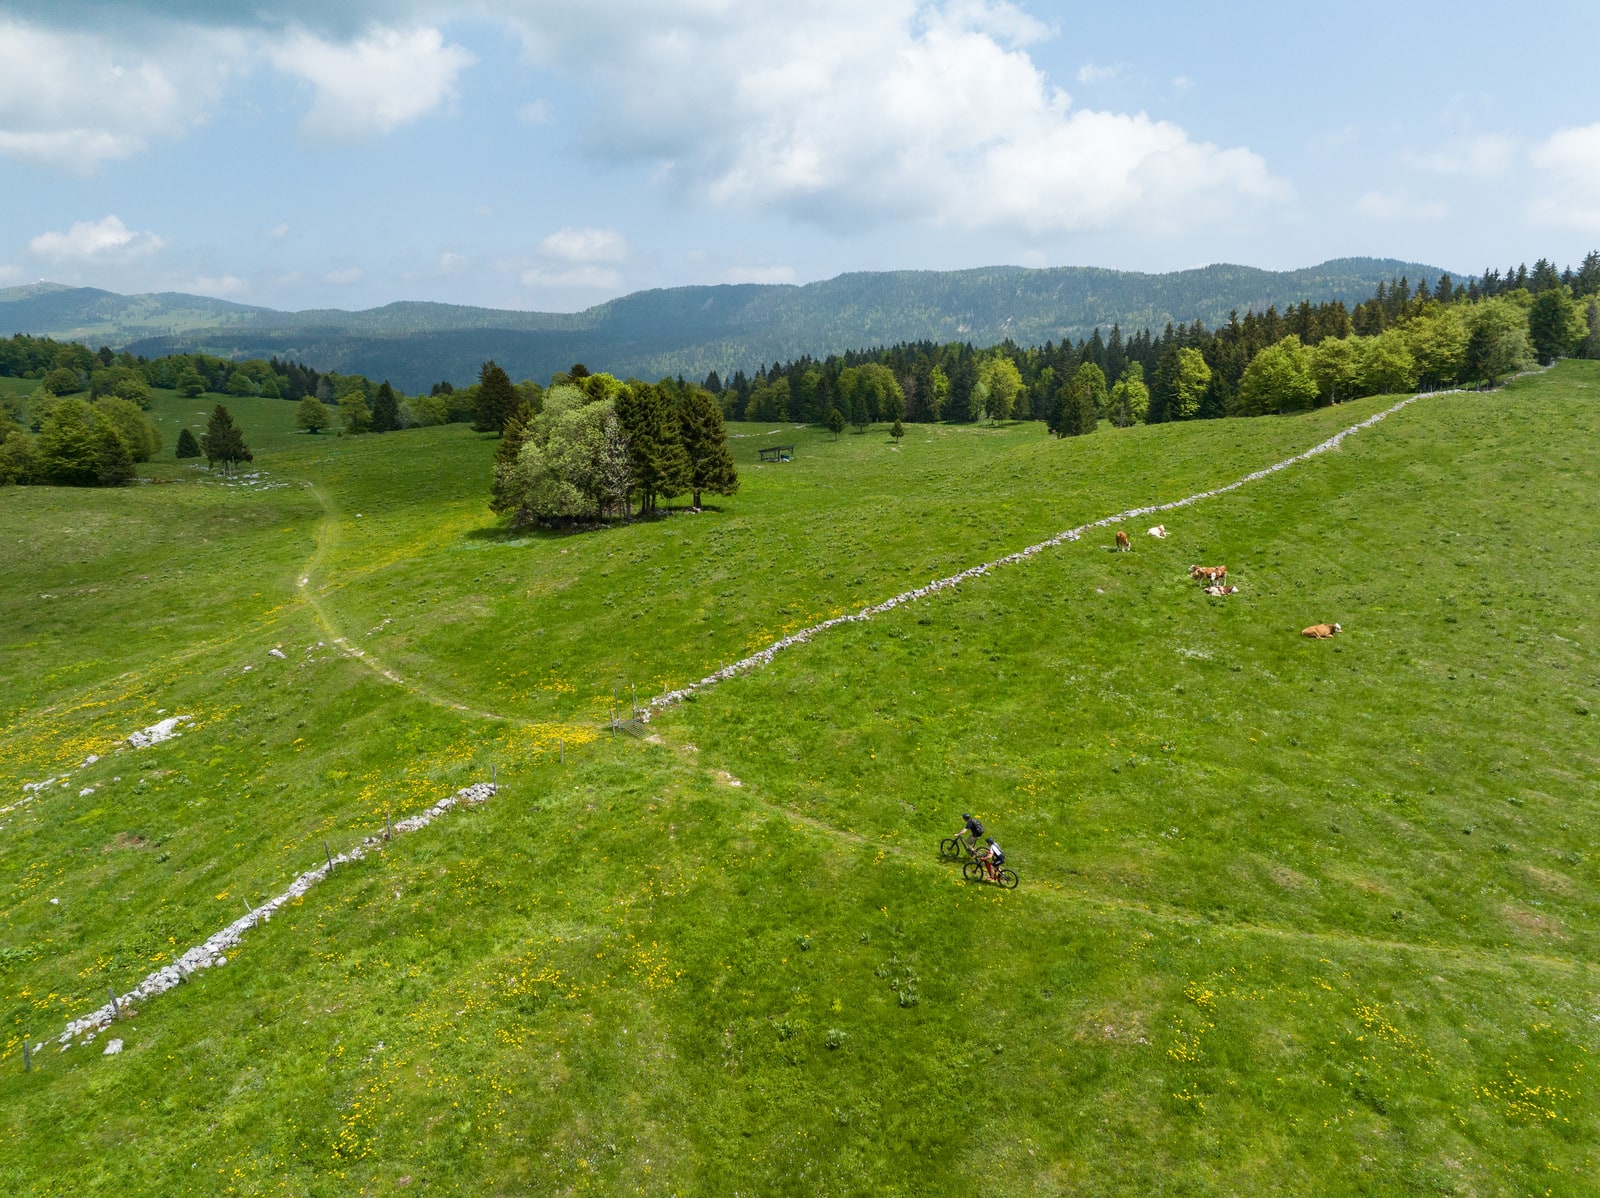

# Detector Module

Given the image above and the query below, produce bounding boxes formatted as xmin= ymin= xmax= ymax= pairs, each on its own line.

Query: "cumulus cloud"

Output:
xmin=510 ymin=0 xmax=1286 ymax=236
xmin=1405 ymin=132 xmax=1516 ymax=178
xmin=1529 ymin=123 xmax=1600 ymax=232
xmin=516 ymin=100 xmax=554 ymax=125
xmin=1076 ymin=62 xmax=1124 ymax=85
xmin=722 ymin=265 xmax=799 ymax=284
xmin=520 ymin=264 xmax=624 ymax=289
xmin=0 ymin=19 xmax=235 ymax=171
xmin=28 ymin=215 xmax=166 ymax=262
xmin=538 ymin=227 xmax=629 ymax=263
xmin=1353 ymin=189 xmax=1447 ymax=223
xmin=268 ymin=26 xmax=475 ymax=140
xmin=266 ymin=222 xmax=290 ymax=239
xmin=324 ymin=266 xmax=365 ymax=284
xmin=180 ymin=274 xmax=250 ymax=297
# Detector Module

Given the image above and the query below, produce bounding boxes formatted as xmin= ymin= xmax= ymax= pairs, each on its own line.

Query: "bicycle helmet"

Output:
xmin=962 ymin=813 xmax=972 ymax=820
xmin=985 ymin=837 xmax=995 ymax=845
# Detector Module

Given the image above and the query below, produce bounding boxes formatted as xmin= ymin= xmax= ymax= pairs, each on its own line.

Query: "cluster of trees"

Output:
xmin=1 ymin=376 xmax=165 ymax=487
xmin=489 ymin=364 xmax=738 ymax=525
xmin=711 ymin=252 xmax=1599 ymax=435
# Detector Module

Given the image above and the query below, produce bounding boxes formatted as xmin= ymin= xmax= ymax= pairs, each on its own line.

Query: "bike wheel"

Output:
xmin=997 ymin=869 xmax=1019 ymax=890
xmin=940 ymin=837 xmax=963 ymax=860
xmin=963 ymin=860 xmax=984 ymax=882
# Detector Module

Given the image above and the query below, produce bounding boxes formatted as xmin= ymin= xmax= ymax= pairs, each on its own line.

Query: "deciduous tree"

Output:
xmin=296 ymin=395 xmax=330 ymax=434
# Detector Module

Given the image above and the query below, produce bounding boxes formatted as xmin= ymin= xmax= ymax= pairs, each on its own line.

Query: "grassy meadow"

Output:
xmin=1 ymin=365 xmax=1598 ymax=1194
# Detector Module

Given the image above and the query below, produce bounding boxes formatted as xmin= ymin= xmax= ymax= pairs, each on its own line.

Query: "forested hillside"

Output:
xmin=1 ymin=258 xmax=1449 ymax=392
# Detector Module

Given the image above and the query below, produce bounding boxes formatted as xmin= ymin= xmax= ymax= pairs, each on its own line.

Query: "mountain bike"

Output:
xmin=939 ymin=834 xmax=979 ymax=861
xmin=963 ymin=858 xmax=1018 ymax=889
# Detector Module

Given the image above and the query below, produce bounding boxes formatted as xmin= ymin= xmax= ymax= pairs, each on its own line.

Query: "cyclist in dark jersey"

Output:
xmin=956 ymin=813 xmax=985 ymax=853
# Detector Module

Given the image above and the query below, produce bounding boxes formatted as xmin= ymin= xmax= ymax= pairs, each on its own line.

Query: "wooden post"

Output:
xmin=108 ymin=987 xmax=118 ymax=1019
xmin=559 ymin=738 xmax=564 ymax=765
xmin=492 ymin=763 xmax=497 ymax=786
xmin=324 ymin=841 xmax=334 ymax=870
xmin=385 ymin=811 xmax=392 ymax=841
xmin=22 ymin=1039 xmax=30 ymax=1073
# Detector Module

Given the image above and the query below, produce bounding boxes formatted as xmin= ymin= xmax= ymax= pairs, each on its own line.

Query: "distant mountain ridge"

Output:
xmin=0 ymin=258 xmax=1455 ymax=392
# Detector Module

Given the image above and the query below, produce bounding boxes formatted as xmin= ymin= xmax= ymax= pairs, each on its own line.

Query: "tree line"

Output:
xmin=707 ymin=252 xmax=1600 ymax=433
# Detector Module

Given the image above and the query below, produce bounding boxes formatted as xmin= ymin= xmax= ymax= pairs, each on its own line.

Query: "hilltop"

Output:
xmin=0 ymin=257 xmax=1452 ymax=391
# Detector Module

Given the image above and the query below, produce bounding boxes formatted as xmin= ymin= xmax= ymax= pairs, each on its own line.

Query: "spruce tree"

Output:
xmin=176 ymin=427 xmax=201 ymax=458
xmin=826 ymin=406 xmax=845 ymax=440
xmin=474 ymin=360 xmax=519 ymax=434
xmin=890 ymin=418 xmax=904 ymax=443
xmin=615 ymin=383 xmax=690 ymax=513
xmin=370 ymin=381 xmax=400 ymax=433
xmin=677 ymin=389 xmax=738 ymax=509
xmin=94 ymin=424 xmax=135 ymax=486
xmin=490 ymin=401 xmax=536 ymax=515
xmin=200 ymin=404 xmax=252 ymax=475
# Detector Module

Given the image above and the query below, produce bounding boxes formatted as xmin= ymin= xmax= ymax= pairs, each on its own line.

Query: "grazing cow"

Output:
xmin=1115 ymin=530 xmax=1130 ymax=551
xmin=1190 ymin=565 xmax=1227 ymax=585
xmin=1301 ymin=622 xmax=1342 ymax=639
xmin=1147 ymin=524 xmax=1168 ymax=538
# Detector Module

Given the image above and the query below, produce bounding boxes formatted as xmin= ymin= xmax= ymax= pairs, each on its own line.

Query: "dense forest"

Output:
xmin=707 ymin=254 xmax=1600 ymax=432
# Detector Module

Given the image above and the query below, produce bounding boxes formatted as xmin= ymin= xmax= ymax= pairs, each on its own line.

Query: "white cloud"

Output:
xmin=539 ymin=227 xmax=629 ymax=263
xmin=1172 ymin=75 xmax=1194 ymax=91
xmin=180 ymin=274 xmax=249 ymax=297
xmin=512 ymin=0 xmax=1286 ymax=236
xmin=0 ymin=19 xmax=237 ymax=171
xmin=1076 ymin=62 xmax=1123 ymax=85
xmin=722 ymin=265 xmax=798 ymax=284
xmin=1406 ymin=133 xmax=1516 ymax=178
xmin=1353 ymin=189 xmax=1447 ymax=223
xmin=324 ymin=266 xmax=365 ymax=284
xmin=0 ymin=264 xmax=24 ymax=284
xmin=269 ymin=26 xmax=475 ymax=140
xmin=266 ymin=222 xmax=290 ymax=239
xmin=439 ymin=251 xmax=467 ymax=273
xmin=520 ymin=265 xmax=623 ymax=289
xmin=1529 ymin=123 xmax=1600 ymax=232
xmin=517 ymin=99 xmax=553 ymax=125
xmin=28 ymin=215 xmax=166 ymax=262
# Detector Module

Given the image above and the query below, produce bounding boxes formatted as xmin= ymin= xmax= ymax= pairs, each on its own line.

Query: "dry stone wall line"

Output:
xmin=643 ymin=386 xmax=1492 ymax=720
xmin=54 ymin=781 xmax=497 ymax=1050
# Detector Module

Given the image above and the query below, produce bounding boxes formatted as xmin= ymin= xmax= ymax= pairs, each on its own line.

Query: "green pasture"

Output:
xmin=1 ymin=366 xmax=1598 ymax=1194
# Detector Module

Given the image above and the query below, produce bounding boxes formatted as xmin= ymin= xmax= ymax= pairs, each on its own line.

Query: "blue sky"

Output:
xmin=1 ymin=1 xmax=1596 ymax=313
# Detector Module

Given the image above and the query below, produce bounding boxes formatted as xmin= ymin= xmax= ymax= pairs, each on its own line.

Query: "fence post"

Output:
xmin=559 ymin=738 xmax=564 ymax=765
xmin=492 ymin=763 xmax=497 ymax=787
xmin=108 ymin=988 xmax=118 ymax=1019
xmin=385 ymin=811 xmax=392 ymax=841
xmin=22 ymin=1039 xmax=30 ymax=1073
xmin=324 ymin=841 xmax=333 ymax=870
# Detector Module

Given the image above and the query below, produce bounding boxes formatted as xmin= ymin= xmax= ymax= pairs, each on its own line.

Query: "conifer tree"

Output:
xmin=826 ymin=406 xmax=845 ymax=440
xmin=94 ymin=424 xmax=135 ymax=486
xmin=890 ymin=418 xmax=904 ymax=443
xmin=677 ymin=389 xmax=738 ymax=509
xmin=176 ymin=427 xmax=202 ymax=457
xmin=490 ymin=401 xmax=537 ymax=515
xmin=200 ymin=404 xmax=252 ymax=475
xmin=615 ymin=382 xmax=690 ymax=513
xmin=474 ymin=360 xmax=520 ymax=434
xmin=370 ymin=381 xmax=400 ymax=433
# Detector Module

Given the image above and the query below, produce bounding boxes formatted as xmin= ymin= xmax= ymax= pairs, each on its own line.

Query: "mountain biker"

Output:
xmin=956 ymin=813 xmax=985 ymax=853
xmin=982 ymin=837 xmax=1005 ymax=882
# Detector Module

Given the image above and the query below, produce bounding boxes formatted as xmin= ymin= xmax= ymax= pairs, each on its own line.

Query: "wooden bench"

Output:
xmin=758 ymin=445 xmax=794 ymax=462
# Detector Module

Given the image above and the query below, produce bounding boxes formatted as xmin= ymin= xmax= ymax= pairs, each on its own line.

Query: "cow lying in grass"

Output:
xmin=1204 ymin=584 xmax=1239 ymax=596
xmin=1147 ymin=524 xmax=1167 ymax=538
xmin=1190 ymin=564 xmax=1227 ymax=585
xmin=1301 ymin=622 xmax=1342 ymax=638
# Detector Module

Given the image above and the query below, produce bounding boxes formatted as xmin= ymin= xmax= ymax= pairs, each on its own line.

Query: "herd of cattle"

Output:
xmin=1111 ymin=524 xmax=1340 ymax=639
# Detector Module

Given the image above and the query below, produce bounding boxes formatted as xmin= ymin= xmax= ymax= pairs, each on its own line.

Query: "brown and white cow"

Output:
xmin=1301 ymin=622 xmax=1342 ymax=639
xmin=1115 ymin=530 xmax=1130 ymax=551
xmin=1189 ymin=565 xmax=1227 ymax=585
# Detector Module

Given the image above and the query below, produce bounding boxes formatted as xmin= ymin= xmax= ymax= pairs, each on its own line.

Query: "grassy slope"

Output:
xmin=1 ymin=367 xmax=1597 ymax=1195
